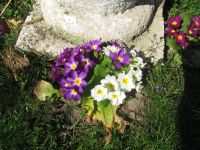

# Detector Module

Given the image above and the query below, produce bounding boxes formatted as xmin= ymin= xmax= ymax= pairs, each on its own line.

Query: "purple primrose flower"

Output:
xmin=85 ymin=39 xmax=102 ymax=52
xmin=174 ymin=31 xmax=188 ymax=49
xmin=110 ymin=50 xmax=130 ymax=69
xmin=111 ymin=40 xmax=125 ymax=50
xmin=60 ymin=78 xmax=71 ymax=89
xmin=81 ymin=54 xmax=95 ymax=72
xmin=167 ymin=16 xmax=182 ymax=28
xmin=188 ymin=24 xmax=198 ymax=37
xmin=72 ymin=45 xmax=83 ymax=57
xmin=51 ymin=48 xmax=72 ymax=82
xmin=165 ymin=26 xmax=176 ymax=36
xmin=63 ymin=87 xmax=81 ymax=101
xmin=193 ymin=16 xmax=200 ymax=28
xmin=67 ymin=71 xmax=87 ymax=93
xmin=64 ymin=57 xmax=79 ymax=75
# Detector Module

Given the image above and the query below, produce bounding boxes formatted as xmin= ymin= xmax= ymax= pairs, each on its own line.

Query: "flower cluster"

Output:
xmin=91 ymin=49 xmax=144 ymax=106
xmin=52 ymin=39 xmax=136 ymax=102
xmin=165 ymin=16 xmax=200 ymax=49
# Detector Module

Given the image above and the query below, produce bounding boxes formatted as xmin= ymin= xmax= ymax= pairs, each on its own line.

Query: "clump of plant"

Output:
xmin=166 ymin=15 xmax=200 ymax=50
xmin=166 ymin=15 xmax=200 ymax=67
xmin=35 ymin=39 xmax=145 ymax=143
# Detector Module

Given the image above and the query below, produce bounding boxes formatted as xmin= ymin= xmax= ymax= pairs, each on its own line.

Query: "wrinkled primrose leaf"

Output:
xmin=94 ymin=100 xmax=114 ymax=129
xmin=180 ymin=13 xmax=191 ymax=33
xmin=166 ymin=37 xmax=181 ymax=52
xmin=82 ymin=99 xmax=126 ymax=144
xmin=81 ymin=97 xmax=94 ymax=118
xmin=94 ymin=100 xmax=114 ymax=143
xmin=34 ymin=80 xmax=59 ymax=101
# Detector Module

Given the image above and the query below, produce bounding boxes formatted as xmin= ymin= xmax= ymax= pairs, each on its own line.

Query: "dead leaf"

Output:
xmin=34 ymin=80 xmax=59 ymax=101
xmin=2 ymin=50 xmax=29 ymax=80
xmin=7 ymin=19 xmax=23 ymax=30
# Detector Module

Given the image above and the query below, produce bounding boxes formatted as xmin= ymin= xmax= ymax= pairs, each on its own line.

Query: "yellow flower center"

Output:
xmin=97 ymin=89 xmax=103 ymax=95
xmin=132 ymin=74 xmax=137 ymax=80
xmin=110 ymin=48 xmax=115 ymax=52
xmin=195 ymin=21 xmax=199 ymax=26
xmin=178 ymin=35 xmax=183 ymax=40
xmin=172 ymin=21 xmax=177 ymax=25
xmin=117 ymin=57 xmax=123 ymax=62
xmin=189 ymin=30 xmax=193 ymax=35
xmin=70 ymin=63 xmax=77 ymax=70
xmin=122 ymin=78 xmax=129 ymax=85
xmin=112 ymin=94 xmax=119 ymax=100
xmin=171 ymin=30 xmax=175 ymax=33
xmin=71 ymin=89 xmax=77 ymax=95
xmin=91 ymin=45 xmax=97 ymax=50
xmin=82 ymin=59 xmax=89 ymax=66
xmin=74 ymin=77 xmax=82 ymax=86
xmin=65 ymin=82 xmax=70 ymax=87
xmin=107 ymin=82 xmax=115 ymax=91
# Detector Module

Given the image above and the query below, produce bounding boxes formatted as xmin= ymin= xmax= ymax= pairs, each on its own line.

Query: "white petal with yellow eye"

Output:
xmin=91 ymin=85 xmax=108 ymax=101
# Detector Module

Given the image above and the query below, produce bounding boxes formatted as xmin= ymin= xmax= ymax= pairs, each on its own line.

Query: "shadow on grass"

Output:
xmin=178 ymin=44 xmax=200 ymax=150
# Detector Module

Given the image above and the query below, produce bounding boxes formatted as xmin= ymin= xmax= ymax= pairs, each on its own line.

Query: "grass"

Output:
xmin=169 ymin=0 xmax=200 ymax=16
xmin=0 ymin=0 xmax=189 ymax=149
xmin=0 ymin=48 xmax=184 ymax=149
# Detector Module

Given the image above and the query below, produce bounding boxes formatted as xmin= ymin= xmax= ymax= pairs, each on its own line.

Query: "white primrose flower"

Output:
xmin=130 ymin=49 xmax=137 ymax=57
xmin=128 ymin=69 xmax=142 ymax=82
xmin=91 ymin=85 xmax=108 ymax=101
xmin=117 ymin=72 xmax=135 ymax=92
xmin=100 ymin=75 xmax=119 ymax=91
xmin=107 ymin=91 xmax=126 ymax=105
xmin=133 ymin=57 xmax=145 ymax=68
xmin=103 ymin=45 xmax=120 ymax=56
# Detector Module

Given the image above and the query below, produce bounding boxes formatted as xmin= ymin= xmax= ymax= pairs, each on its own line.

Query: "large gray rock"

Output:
xmin=132 ymin=0 xmax=165 ymax=61
xmin=16 ymin=0 xmax=165 ymax=61
xmin=16 ymin=0 xmax=73 ymax=56
xmin=41 ymin=0 xmax=155 ymax=42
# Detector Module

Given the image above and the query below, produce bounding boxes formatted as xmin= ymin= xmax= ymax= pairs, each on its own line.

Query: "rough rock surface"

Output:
xmin=16 ymin=0 xmax=165 ymax=60
xmin=132 ymin=0 xmax=165 ymax=61
xmin=16 ymin=0 xmax=73 ymax=56
xmin=120 ymin=93 xmax=145 ymax=123
xmin=41 ymin=0 xmax=155 ymax=42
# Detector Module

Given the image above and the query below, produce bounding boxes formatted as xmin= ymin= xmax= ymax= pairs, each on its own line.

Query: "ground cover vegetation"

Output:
xmin=0 ymin=0 xmax=199 ymax=149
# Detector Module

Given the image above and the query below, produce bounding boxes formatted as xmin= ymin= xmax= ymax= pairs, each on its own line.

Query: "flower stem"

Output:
xmin=0 ymin=0 xmax=12 ymax=17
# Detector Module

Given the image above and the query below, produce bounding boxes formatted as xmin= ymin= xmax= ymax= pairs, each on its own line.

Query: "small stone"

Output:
xmin=120 ymin=93 xmax=145 ymax=123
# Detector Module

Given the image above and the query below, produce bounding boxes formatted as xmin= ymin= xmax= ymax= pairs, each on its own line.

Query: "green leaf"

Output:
xmin=34 ymin=80 xmax=59 ymax=101
xmin=188 ymin=36 xmax=199 ymax=42
xmin=180 ymin=13 xmax=191 ymax=33
xmin=102 ymin=55 xmax=112 ymax=67
xmin=81 ymin=97 xmax=94 ymax=116
xmin=94 ymin=100 xmax=114 ymax=129
xmin=94 ymin=64 xmax=105 ymax=77
xmin=119 ymin=65 xmax=130 ymax=74
xmin=173 ymin=52 xmax=183 ymax=66
xmin=166 ymin=38 xmax=182 ymax=51
xmin=94 ymin=55 xmax=113 ymax=78
xmin=88 ymin=75 xmax=95 ymax=85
